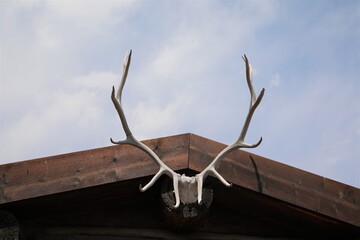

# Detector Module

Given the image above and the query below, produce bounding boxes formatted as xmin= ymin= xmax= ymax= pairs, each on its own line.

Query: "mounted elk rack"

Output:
xmin=110 ymin=50 xmax=265 ymax=230
xmin=2 ymin=51 xmax=357 ymax=239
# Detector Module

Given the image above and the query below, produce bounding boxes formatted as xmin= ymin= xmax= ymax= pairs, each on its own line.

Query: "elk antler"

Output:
xmin=110 ymin=50 xmax=181 ymax=208
xmin=110 ymin=51 xmax=264 ymax=207
xmin=195 ymin=54 xmax=265 ymax=204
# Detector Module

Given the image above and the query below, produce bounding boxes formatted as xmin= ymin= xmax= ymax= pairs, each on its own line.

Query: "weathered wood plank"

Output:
xmin=188 ymin=133 xmax=360 ymax=227
xmin=3 ymin=176 xmax=359 ymax=238
xmin=1 ymin=132 xmax=359 ymax=233
xmin=0 ymin=134 xmax=190 ymax=204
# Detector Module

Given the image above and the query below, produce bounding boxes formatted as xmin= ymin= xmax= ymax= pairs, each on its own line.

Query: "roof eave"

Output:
xmin=1 ymin=133 xmax=359 ymax=227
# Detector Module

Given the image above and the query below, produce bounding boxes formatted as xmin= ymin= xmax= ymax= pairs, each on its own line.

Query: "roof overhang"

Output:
xmin=1 ymin=133 xmax=359 ymax=228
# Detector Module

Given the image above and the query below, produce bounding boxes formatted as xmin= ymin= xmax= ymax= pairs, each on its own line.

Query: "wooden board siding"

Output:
xmin=0 ymin=134 xmax=190 ymax=203
xmin=2 ymin=177 xmax=359 ymax=239
xmin=188 ymin=134 xmax=360 ymax=228
xmin=1 ymin=133 xmax=359 ymax=238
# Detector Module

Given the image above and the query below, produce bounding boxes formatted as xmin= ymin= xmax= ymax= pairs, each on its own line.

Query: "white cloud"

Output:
xmin=270 ymin=74 xmax=281 ymax=87
xmin=150 ymin=35 xmax=200 ymax=79
xmin=255 ymin=76 xmax=360 ymax=185
xmin=68 ymin=71 xmax=119 ymax=90
xmin=36 ymin=25 xmax=60 ymax=49
xmin=0 ymin=71 xmax=118 ymax=162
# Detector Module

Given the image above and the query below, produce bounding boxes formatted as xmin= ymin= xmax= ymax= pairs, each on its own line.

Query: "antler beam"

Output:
xmin=110 ymin=50 xmax=181 ymax=208
xmin=195 ymin=54 xmax=265 ymax=204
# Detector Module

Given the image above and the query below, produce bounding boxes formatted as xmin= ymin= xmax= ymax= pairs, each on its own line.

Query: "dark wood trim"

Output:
xmin=24 ymin=226 xmax=295 ymax=240
xmin=188 ymin=133 xmax=360 ymax=227
xmin=0 ymin=134 xmax=190 ymax=204
xmin=1 ymin=133 xmax=359 ymax=229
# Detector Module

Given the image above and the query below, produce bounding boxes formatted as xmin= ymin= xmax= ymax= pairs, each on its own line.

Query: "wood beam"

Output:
xmin=188 ymin=133 xmax=360 ymax=227
xmin=0 ymin=134 xmax=190 ymax=204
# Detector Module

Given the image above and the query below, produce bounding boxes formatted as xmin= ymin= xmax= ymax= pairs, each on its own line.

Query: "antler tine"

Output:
xmin=110 ymin=50 xmax=181 ymax=208
xmin=110 ymin=50 xmax=132 ymax=140
xmin=239 ymin=54 xmax=265 ymax=143
xmin=195 ymin=54 xmax=265 ymax=204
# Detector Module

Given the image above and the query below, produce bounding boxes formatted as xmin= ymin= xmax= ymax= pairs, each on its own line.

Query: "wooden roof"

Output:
xmin=1 ymin=133 xmax=359 ymax=238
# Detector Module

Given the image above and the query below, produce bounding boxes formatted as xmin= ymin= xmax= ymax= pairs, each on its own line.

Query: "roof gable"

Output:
xmin=1 ymin=133 xmax=359 ymax=230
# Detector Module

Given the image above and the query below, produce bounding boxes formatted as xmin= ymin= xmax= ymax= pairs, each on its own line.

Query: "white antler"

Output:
xmin=110 ymin=51 xmax=264 ymax=207
xmin=195 ymin=54 xmax=265 ymax=204
xmin=110 ymin=50 xmax=181 ymax=208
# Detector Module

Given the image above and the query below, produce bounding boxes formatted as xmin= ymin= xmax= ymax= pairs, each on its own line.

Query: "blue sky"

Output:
xmin=1 ymin=0 xmax=359 ymax=187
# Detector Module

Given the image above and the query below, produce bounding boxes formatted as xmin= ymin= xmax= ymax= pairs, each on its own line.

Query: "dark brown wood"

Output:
xmin=0 ymin=134 xmax=190 ymax=204
xmin=0 ymin=210 xmax=24 ymax=239
xmin=160 ymin=176 xmax=213 ymax=232
xmin=188 ymin=133 xmax=360 ymax=227
xmin=1 ymin=132 xmax=359 ymax=237
xmin=17 ymin=226 xmax=305 ymax=240
xmin=1 ymin=177 xmax=359 ymax=239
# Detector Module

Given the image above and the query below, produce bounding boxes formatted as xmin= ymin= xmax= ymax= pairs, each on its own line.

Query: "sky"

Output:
xmin=1 ymin=0 xmax=359 ymax=188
